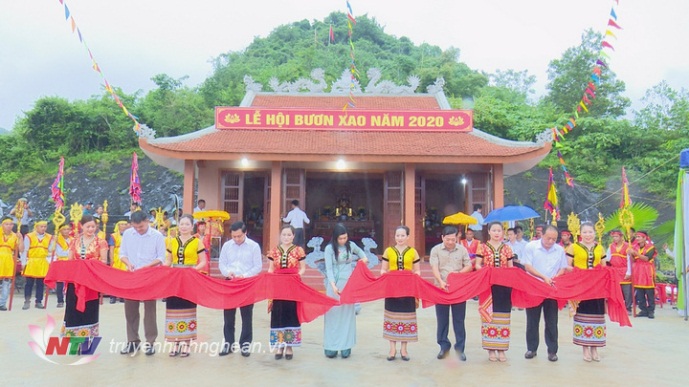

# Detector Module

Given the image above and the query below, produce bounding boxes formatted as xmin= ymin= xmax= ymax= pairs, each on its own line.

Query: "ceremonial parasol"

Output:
xmin=442 ymin=211 xmax=478 ymax=225
xmin=484 ymin=205 xmax=540 ymax=223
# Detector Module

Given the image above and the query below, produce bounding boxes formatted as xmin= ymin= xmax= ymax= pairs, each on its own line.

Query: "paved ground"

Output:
xmin=1 ymin=294 xmax=687 ymax=386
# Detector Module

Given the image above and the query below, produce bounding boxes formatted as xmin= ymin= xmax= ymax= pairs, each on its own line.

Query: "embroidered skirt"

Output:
xmin=62 ymin=283 xmax=99 ymax=337
xmin=573 ymin=299 xmax=606 ymax=347
xmin=481 ymin=311 xmax=511 ymax=351
xmin=383 ymin=297 xmax=418 ymax=342
xmin=270 ymin=300 xmax=302 ymax=347
xmin=165 ymin=296 xmax=197 ymax=342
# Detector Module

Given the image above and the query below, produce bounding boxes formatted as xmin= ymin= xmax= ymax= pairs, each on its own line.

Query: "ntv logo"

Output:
xmin=28 ymin=315 xmax=100 ymax=365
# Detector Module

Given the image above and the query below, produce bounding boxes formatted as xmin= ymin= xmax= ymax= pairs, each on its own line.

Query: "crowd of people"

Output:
xmin=0 ymin=198 xmax=666 ymax=363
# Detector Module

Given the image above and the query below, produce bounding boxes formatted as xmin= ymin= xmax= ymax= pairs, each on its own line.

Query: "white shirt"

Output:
xmin=218 ymin=237 xmax=263 ymax=278
xmin=283 ymin=207 xmax=310 ymax=229
xmin=468 ymin=210 xmax=484 ymax=231
xmin=507 ymin=239 xmax=528 ymax=260
xmin=521 ymin=240 xmax=568 ymax=279
xmin=193 ymin=206 xmax=203 ymax=213
xmin=118 ymin=226 xmax=166 ymax=269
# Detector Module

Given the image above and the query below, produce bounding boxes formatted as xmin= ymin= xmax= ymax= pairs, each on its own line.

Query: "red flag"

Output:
xmin=329 ymin=24 xmax=334 ymax=43
xmin=129 ymin=152 xmax=142 ymax=204
xmin=620 ymin=167 xmax=632 ymax=208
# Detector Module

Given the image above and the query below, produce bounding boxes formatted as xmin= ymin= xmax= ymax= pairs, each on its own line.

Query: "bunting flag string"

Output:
xmin=56 ymin=0 xmax=142 ymax=134
xmin=546 ymin=0 xmax=624 ymax=188
xmin=343 ymin=1 xmax=360 ymax=111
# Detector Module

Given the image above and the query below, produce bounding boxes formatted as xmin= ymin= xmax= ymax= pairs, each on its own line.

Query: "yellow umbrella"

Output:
xmin=193 ymin=210 xmax=230 ymax=221
xmin=442 ymin=211 xmax=478 ymax=225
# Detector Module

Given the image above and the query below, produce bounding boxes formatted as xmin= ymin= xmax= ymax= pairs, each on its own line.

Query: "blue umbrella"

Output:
xmin=484 ymin=205 xmax=540 ymax=223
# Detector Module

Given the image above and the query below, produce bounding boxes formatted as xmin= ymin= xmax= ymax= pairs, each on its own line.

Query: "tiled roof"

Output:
xmin=143 ymin=128 xmax=544 ymax=158
xmin=141 ymin=93 xmax=549 ymax=162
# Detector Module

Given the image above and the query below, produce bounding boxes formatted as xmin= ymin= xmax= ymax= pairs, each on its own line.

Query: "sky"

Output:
xmin=1 ymin=0 xmax=688 ymax=131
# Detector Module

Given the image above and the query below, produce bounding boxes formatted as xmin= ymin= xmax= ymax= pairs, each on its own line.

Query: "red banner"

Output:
xmin=215 ymin=107 xmax=473 ymax=132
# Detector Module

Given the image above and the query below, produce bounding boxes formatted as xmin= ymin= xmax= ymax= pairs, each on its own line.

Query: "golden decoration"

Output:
xmin=595 ymin=212 xmax=606 ymax=245
xmin=224 ymin=113 xmax=240 ymax=124
xmin=13 ymin=199 xmax=26 ymax=230
xmin=154 ymin=207 xmax=165 ymax=230
xmin=52 ymin=211 xmax=66 ymax=231
xmin=567 ymin=212 xmax=581 ymax=242
xmin=449 ymin=116 xmax=465 ymax=126
xmin=101 ymin=200 xmax=109 ymax=234
xmin=70 ymin=203 xmax=83 ymax=231
xmin=618 ymin=207 xmax=635 ymax=242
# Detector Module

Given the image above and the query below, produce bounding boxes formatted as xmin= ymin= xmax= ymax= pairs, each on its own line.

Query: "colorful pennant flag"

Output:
xmin=543 ymin=167 xmax=560 ymax=220
xmin=329 ymin=24 xmax=335 ymax=43
xmin=544 ymin=0 xmax=624 ymax=187
xmin=129 ymin=152 xmax=142 ymax=204
xmin=620 ymin=166 xmax=632 ymax=208
xmin=50 ymin=157 xmax=66 ymax=211
xmin=57 ymin=0 xmax=142 ymax=135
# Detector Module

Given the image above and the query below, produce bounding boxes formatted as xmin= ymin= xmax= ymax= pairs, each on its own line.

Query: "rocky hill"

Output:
xmin=0 ymin=153 xmax=183 ymax=223
xmin=0 ymin=153 xmax=674 ymax=236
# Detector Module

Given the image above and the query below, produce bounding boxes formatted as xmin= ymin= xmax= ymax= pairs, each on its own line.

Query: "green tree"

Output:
xmin=544 ymin=29 xmax=630 ymax=118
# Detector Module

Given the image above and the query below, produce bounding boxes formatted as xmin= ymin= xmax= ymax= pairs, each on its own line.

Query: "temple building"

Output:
xmin=139 ymin=70 xmax=550 ymax=255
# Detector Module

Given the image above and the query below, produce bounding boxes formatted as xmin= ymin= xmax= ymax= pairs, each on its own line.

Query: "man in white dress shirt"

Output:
xmin=218 ymin=221 xmax=263 ymax=357
xmin=118 ymin=210 xmax=166 ymax=356
xmin=282 ymin=200 xmax=310 ymax=248
xmin=521 ymin=225 xmax=570 ymax=362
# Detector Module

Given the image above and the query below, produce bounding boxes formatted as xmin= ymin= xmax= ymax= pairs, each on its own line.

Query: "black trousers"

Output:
xmin=635 ymin=288 xmax=655 ymax=314
xmin=223 ymin=304 xmax=254 ymax=350
xmin=294 ymin=228 xmax=305 ymax=248
xmin=435 ymin=302 xmax=467 ymax=352
xmin=526 ymin=298 xmax=559 ymax=354
xmin=24 ymin=277 xmax=44 ymax=303
xmin=621 ymin=284 xmax=632 ymax=311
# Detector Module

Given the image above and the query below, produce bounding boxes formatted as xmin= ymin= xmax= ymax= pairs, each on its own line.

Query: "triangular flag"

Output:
xmin=608 ymin=19 xmax=622 ymax=29
xmin=605 ymin=30 xmax=617 ymax=39
xmin=596 ymin=59 xmax=608 ymax=68
xmin=593 ymin=66 xmax=602 ymax=75
xmin=602 ymin=41 xmax=615 ymax=50
xmin=582 ymin=95 xmax=591 ymax=105
xmin=64 ymin=4 xmax=70 ymax=20
xmin=586 ymin=88 xmax=596 ymax=98
xmin=610 ymin=8 xmax=617 ymax=20
xmin=70 ymin=17 xmax=76 ymax=32
xmin=579 ymin=101 xmax=589 ymax=113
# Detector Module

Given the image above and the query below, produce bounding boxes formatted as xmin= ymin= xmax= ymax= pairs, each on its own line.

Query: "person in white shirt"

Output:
xmin=218 ymin=221 xmax=263 ymax=357
xmin=193 ymin=199 xmax=206 ymax=214
xmin=521 ymin=225 xmax=570 ymax=362
xmin=118 ymin=210 xmax=166 ymax=356
xmin=282 ymin=200 xmax=310 ymax=248
xmin=506 ymin=227 xmax=526 ymax=268
xmin=468 ymin=204 xmax=485 ymax=234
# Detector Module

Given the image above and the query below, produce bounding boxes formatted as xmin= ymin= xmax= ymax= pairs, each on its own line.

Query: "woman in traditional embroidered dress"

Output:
xmin=48 ymin=224 xmax=72 ymax=308
xmin=566 ymin=222 xmax=607 ymax=362
xmin=476 ymin=221 xmax=514 ymax=362
xmin=163 ymin=214 xmax=207 ymax=357
xmin=380 ymin=225 xmax=421 ymax=361
xmin=267 ymin=225 xmax=306 ymax=360
xmin=63 ymin=215 xmax=108 ymax=339
xmin=323 ymin=223 xmax=368 ymax=359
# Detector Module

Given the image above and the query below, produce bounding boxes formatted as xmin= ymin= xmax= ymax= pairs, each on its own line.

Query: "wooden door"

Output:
xmin=221 ymin=171 xmax=244 ymax=225
xmin=415 ymin=174 xmax=425 ymax=255
xmin=283 ymin=168 xmax=305 ymax=214
xmin=384 ymin=171 xmax=403 ymax=249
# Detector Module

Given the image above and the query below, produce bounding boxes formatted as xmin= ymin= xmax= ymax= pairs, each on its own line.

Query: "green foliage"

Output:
xmin=604 ymin=202 xmax=659 ymax=233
